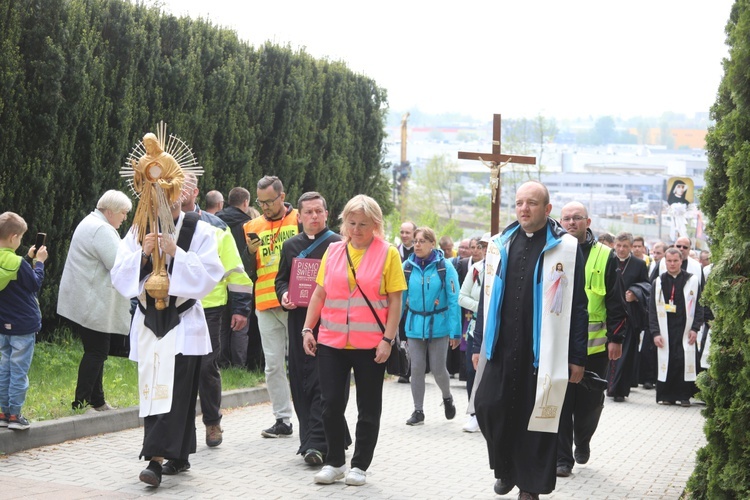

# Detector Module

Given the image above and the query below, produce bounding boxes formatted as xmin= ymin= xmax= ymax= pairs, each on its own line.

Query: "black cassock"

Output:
xmin=648 ymin=271 xmax=703 ymax=403
xmin=474 ymin=228 xmax=559 ymax=494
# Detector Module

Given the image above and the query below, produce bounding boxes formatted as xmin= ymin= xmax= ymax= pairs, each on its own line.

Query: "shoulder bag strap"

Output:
xmin=346 ymin=245 xmax=386 ymax=334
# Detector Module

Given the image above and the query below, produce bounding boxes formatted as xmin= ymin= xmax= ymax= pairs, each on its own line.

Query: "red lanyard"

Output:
xmin=669 ymin=284 xmax=675 ymax=303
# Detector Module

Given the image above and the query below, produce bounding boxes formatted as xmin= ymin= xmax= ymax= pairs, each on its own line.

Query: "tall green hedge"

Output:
xmin=0 ymin=0 xmax=392 ymax=331
xmin=688 ymin=1 xmax=750 ymax=497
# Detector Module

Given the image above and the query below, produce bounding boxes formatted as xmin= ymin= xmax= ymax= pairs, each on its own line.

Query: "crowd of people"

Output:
xmin=0 ymin=174 xmax=713 ymax=499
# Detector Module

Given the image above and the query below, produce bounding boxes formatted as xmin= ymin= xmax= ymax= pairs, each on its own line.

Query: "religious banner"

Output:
xmin=664 ymin=177 xmax=696 ymax=242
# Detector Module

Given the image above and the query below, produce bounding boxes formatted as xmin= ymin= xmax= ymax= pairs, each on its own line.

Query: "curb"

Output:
xmin=0 ymin=386 xmax=269 ymax=455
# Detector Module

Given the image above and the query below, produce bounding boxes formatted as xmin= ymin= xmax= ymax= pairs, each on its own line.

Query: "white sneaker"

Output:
xmin=314 ymin=465 xmax=346 ymax=484
xmin=462 ymin=415 xmax=480 ymax=433
xmin=345 ymin=467 xmax=367 ymax=486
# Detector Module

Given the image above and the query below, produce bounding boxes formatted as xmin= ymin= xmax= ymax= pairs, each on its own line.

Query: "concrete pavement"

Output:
xmin=0 ymin=377 xmax=705 ymax=499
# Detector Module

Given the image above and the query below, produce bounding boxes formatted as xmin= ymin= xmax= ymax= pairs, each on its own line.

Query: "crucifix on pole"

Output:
xmin=457 ymin=114 xmax=537 ymax=235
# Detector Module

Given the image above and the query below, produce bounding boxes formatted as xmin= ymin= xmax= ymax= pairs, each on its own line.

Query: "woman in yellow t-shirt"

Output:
xmin=301 ymin=195 xmax=406 ymax=487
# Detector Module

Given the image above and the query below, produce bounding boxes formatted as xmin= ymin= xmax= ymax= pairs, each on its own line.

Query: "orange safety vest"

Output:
xmin=319 ymin=238 xmax=389 ymax=349
xmin=243 ymin=208 xmax=298 ymax=311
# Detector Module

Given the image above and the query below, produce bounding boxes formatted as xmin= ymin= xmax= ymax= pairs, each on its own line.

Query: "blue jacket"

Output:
xmin=474 ymin=219 xmax=588 ymax=368
xmin=0 ymin=248 xmax=45 ymax=335
xmin=402 ymin=249 xmax=461 ymax=340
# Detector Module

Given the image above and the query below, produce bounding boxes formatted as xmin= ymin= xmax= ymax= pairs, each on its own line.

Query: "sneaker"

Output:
xmin=162 ymin=459 xmax=191 ymax=475
xmin=314 ymin=464 xmax=346 ymax=484
xmin=261 ymin=419 xmax=293 ymax=438
xmin=345 ymin=467 xmax=367 ymax=486
xmin=139 ymin=460 xmax=162 ymax=487
xmin=8 ymin=414 xmax=30 ymax=430
xmin=0 ymin=412 xmax=8 ymax=428
xmin=93 ymin=403 xmax=115 ymax=411
xmin=406 ymin=410 xmax=425 ymax=426
xmin=462 ymin=415 xmax=480 ymax=433
xmin=443 ymin=397 xmax=456 ymax=420
xmin=304 ymin=448 xmax=324 ymax=465
xmin=206 ymin=424 xmax=223 ymax=447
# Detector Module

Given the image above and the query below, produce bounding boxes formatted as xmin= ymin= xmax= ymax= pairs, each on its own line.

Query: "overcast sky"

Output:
xmin=156 ymin=0 xmax=734 ymax=120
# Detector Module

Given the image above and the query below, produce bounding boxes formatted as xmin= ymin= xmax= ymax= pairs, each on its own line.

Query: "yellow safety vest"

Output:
xmin=585 ymin=242 xmax=611 ymax=355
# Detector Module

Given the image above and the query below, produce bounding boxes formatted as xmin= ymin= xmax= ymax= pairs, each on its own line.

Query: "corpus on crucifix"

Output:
xmin=457 ymin=114 xmax=537 ymax=235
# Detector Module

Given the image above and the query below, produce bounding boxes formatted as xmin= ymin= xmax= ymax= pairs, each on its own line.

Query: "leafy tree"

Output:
xmin=688 ymin=2 xmax=750 ymax=497
xmin=412 ymin=154 xmax=461 ymax=220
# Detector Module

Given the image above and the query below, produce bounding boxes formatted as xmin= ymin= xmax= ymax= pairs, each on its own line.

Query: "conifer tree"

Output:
xmin=688 ymin=2 xmax=750 ymax=497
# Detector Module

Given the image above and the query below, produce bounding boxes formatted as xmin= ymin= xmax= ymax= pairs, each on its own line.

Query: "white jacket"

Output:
xmin=57 ymin=210 xmax=131 ymax=335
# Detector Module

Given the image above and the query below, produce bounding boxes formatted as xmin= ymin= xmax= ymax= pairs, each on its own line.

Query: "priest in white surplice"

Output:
xmin=111 ymin=202 xmax=223 ymax=487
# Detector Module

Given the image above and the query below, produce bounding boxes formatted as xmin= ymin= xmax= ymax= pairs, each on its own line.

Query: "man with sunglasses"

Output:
xmin=243 ymin=176 xmax=299 ymax=438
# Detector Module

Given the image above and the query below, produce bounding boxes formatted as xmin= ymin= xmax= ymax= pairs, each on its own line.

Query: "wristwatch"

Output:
xmin=301 ymin=327 xmax=313 ymax=337
xmin=381 ymin=336 xmax=396 ymax=346
xmin=141 ymin=251 xmax=149 ymax=260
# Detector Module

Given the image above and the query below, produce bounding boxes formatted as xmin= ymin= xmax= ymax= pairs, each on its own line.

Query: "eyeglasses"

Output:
xmin=675 ymin=244 xmax=690 ymax=250
xmin=414 ymin=239 xmax=432 ymax=245
xmin=255 ymin=193 xmax=281 ymax=207
xmin=561 ymin=215 xmax=586 ymax=222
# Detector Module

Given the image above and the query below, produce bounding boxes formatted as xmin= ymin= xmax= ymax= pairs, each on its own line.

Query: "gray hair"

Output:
xmin=615 ymin=231 xmax=634 ymax=244
xmin=96 ymin=190 xmax=132 ymax=213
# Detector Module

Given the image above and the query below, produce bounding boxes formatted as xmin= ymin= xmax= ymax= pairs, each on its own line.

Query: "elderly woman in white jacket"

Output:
xmin=58 ymin=190 xmax=132 ymax=411
xmin=457 ymin=232 xmax=489 ymax=432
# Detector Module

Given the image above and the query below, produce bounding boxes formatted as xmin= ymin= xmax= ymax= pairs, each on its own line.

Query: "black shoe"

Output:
xmin=556 ymin=465 xmax=572 ymax=477
xmin=261 ymin=419 xmax=293 ymax=438
xmin=139 ymin=460 xmax=162 ymax=487
xmin=443 ymin=397 xmax=456 ymax=420
xmin=406 ymin=410 xmax=425 ymax=426
xmin=398 ymin=376 xmax=410 ymax=384
xmin=643 ymin=381 xmax=655 ymax=390
xmin=494 ymin=478 xmax=514 ymax=495
xmin=162 ymin=459 xmax=190 ymax=475
xmin=518 ymin=491 xmax=540 ymax=500
xmin=574 ymin=445 xmax=590 ymax=464
xmin=614 ymin=396 xmax=625 ymax=402
xmin=680 ymin=400 xmax=691 ymax=407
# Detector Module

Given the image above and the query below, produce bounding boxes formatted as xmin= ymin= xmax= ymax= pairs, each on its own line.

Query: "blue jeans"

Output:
xmin=0 ymin=332 xmax=36 ymax=415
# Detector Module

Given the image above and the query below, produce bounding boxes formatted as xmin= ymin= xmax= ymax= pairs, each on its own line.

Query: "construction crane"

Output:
xmin=393 ymin=112 xmax=411 ymax=214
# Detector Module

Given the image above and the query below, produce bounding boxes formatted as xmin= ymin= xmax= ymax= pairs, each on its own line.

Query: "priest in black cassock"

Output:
xmin=275 ymin=192 xmax=350 ymax=465
xmin=604 ymin=232 xmax=650 ymax=402
xmin=648 ymin=248 xmax=703 ymax=406
xmin=470 ymin=181 xmax=588 ymax=500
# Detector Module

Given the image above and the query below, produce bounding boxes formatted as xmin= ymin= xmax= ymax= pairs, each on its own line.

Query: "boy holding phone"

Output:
xmin=0 ymin=212 xmax=47 ymax=430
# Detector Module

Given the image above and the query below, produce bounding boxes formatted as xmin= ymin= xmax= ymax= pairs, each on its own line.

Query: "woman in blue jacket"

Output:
xmin=402 ymin=227 xmax=461 ymax=426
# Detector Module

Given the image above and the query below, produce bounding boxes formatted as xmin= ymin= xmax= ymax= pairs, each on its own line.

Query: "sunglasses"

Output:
xmin=675 ymin=244 xmax=690 ymax=250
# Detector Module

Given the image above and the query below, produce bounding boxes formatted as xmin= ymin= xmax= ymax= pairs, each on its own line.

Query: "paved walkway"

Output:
xmin=0 ymin=377 xmax=705 ymax=499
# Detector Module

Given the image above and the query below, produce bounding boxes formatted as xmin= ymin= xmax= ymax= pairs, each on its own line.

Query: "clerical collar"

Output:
xmin=304 ymin=227 xmax=329 ymax=239
xmin=525 ymin=226 xmax=546 ymax=238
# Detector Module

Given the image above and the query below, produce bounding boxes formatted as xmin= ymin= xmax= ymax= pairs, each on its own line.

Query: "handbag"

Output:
xmin=345 ymin=248 xmax=410 ymax=376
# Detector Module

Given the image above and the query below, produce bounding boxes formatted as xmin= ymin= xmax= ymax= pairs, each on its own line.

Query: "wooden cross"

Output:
xmin=457 ymin=114 xmax=537 ymax=234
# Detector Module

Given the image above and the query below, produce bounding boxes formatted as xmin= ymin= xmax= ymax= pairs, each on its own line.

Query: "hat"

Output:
xmin=481 ymin=232 xmax=491 ymax=243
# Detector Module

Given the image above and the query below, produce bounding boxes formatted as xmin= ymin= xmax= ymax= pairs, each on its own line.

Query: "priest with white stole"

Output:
xmin=649 ymin=247 xmax=704 ymax=407
xmin=469 ymin=181 xmax=588 ymax=500
xmin=111 ymin=130 xmax=224 ymax=488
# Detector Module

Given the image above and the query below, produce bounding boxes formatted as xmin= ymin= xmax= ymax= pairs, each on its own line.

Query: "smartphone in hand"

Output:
xmin=247 ymin=232 xmax=260 ymax=243
xmin=33 ymin=232 xmax=46 ymax=257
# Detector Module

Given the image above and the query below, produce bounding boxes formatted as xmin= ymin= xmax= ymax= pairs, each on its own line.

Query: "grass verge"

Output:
xmin=24 ymin=329 xmax=264 ymax=422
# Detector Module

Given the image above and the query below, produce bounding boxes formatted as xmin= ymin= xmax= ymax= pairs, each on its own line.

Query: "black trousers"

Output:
xmin=72 ymin=323 xmax=111 ymax=409
xmin=199 ymin=306 xmax=223 ymax=426
xmin=142 ymin=354 xmax=201 ymax=461
xmin=607 ymin=329 xmax=640 ymax=398
xmin=317 ymin=344 xmax=385 ymax=471
xmin=557 ymin=353 xmax=607 ymax=468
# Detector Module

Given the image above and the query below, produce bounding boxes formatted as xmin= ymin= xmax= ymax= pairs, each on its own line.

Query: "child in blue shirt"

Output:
xmin=0 ymin=212 xmax=47 ymax=430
